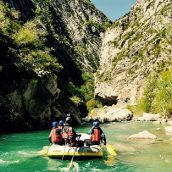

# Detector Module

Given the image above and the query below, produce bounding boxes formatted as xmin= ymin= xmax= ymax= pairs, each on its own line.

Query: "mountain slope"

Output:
xmin=0 ymin=0 xmax=110 ymax=132
xmin=95 ymin=0 xmax=172 ymax=115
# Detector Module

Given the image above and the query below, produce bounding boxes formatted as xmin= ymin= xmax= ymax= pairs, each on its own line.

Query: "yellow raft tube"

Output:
xmin=47 ymin=144 xmax=103 ymax=159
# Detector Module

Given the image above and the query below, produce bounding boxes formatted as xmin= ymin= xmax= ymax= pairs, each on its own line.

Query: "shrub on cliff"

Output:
xmin=0 ymin=2 xmax=20 ymax=35
xmin=70 ymin=96 xmax=82 ymax=106
xmin=86 ymin=98 xmax=103 ymax=112
xmin=79 ymin=72 xmax=94 ymax=102
xmin=13 ymin=20 xmax=45 ymax=48
xmin=23 ymin=49 xmax=62 ymax=72
xmin=151 ymin=69 xmax=172 ymax=116
xmin=132 ymin=68 xmax=172 ymax=117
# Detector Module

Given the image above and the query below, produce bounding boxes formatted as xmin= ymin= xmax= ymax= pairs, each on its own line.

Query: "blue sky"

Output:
xmin=91 ymin=0 xmax=136 ymax=21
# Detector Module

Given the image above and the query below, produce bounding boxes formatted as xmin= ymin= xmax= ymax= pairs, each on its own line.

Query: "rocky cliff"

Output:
xmin=95 ymin=0 xmax=172 ymax=114
xmin=0 ymin=0 xmax=110 ymax=132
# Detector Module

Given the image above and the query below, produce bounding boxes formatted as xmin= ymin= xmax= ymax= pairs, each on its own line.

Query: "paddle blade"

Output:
xmin=106 ymin=144 xmax=117 ymax=156
xmin=67 ymin=161 xmax=73 ymax=170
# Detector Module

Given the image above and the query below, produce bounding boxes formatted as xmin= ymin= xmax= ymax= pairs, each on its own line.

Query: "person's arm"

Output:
xmin=100 ymin=128 xmax=106 ymax=145
xmin=87 ymin=128 xmax=93 ymax=135
xmin=49 ymin=136 xmax=52 ymax=143
xmin=102 ymin=135 xmax=106 ymax=145
xmin=49 ymin=130 xmax=52 ymax=143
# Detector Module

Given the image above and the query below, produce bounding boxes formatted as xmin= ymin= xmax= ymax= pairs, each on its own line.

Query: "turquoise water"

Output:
xmin=0 ymin=122 xmax=172 ymax=172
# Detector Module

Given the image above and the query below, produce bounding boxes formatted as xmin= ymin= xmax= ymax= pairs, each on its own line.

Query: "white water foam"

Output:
xmin=0 ymin=159 xmax=6 ymax=164
xmin=0 ymin=159 xmax=19 ymax=166
xmin=17 ymin=150 xmax=39 ymax=158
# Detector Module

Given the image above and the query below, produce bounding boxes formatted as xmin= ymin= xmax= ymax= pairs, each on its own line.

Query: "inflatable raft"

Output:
xmin=47 ymin=144 xmax=103 ymax=159
xmin=47 ymin=133 xmax=103 ymax=159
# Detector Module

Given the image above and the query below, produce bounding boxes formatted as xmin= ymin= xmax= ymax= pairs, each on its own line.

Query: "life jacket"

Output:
xmin=51 ymin=128 xmax=63 ymax=143
xmin=90 ymin=128 xmax=101 ymax=142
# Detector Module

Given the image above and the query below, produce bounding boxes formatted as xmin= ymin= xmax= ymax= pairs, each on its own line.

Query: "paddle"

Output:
xmin=101 ymin=136 xmax=117 ymax=156
xmin=105 ymin=143 xmax=117 ymax=156
xmin=67 ymin=147 xmax=77 ymax=170
xmin=67 ymin=134 xmax=81 ymax=171
xmin=62 ymin=141 xmax=67 ymax=160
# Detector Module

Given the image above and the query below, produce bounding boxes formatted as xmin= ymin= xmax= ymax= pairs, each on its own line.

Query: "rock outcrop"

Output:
xmin=133 ymin=113 xmax=160 ymax=121
xmin=165 ymin=126 xmax=172 ymax=133
xmin=85 ymin=105 xmax=133 ymax=123
xmin=95 ymin=0 xmax=172 ymax=105
xmin=128 ymin=130 xmax=157 ymax=139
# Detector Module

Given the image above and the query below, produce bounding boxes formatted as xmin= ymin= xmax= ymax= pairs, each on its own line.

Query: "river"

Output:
xmin=0 ymin=122 xmax=172 ymax=172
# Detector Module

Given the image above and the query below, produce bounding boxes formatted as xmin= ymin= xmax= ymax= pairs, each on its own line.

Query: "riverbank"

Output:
xmin=83 ymin=105 xmax=171 ymax=123
xmin=82 ymin=104 xmax=172 ymax=136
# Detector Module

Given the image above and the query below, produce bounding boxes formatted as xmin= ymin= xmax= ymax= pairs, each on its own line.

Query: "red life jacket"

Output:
xmin=51 ymin=128 xmax=62 ymax=143
xmin=91 ymin=128 xmax=101 ymax=142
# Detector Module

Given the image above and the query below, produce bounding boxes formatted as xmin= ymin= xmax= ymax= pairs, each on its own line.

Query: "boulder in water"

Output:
xmin=165 ymin=126 xmax=172 ymax=133
xmin=128 ymin=130 xmax=157 ymax=140
xmin=167 ymin=120 xmax=172 ymax=126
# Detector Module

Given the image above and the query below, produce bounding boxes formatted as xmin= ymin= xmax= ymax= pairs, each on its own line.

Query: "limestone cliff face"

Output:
xmin=95 ymin=0 xmax=172 ymax=105
xmin=47 ymin=0 xmax=109 ymax=71
xmin=6 ymin=0 xmax=110 ymax=72
xmin=0 ymin=0 xmax=109 ymax=132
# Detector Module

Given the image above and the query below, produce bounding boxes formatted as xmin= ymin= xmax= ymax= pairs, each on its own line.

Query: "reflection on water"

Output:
xmin=0 ymin=122 xmax=172 ymax=172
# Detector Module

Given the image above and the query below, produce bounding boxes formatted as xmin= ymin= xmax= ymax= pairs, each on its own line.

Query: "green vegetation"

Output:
xmin=86 ymin=19 xmax=111 ymax=32
xmin=65 ymin=72 xmax=102 ymax=112
xmin=79 ymin=72 xmax=94 ymax=102
xmin=0 ymin=1 xmax=62 ymax=74
xmin=86 ymin=98 xmax=103 ymax=112
xmin=13 ymin=20 xmax=45 ymax=48
xmin=130 ymin=68 xmax=172 ymax=117
xmin=70 ymin=96 xmax=82 ymax=106
xmin=112 ymin=20 xmax=119 ymax=28
xmin=151 ymin=69 xmax=172 ymax=116
xmin=83 ymin=0 xmax=91 ymax=3
xmin=23 ymin=49 xmax=62 ymax=71
xmin=16 ymin=20 xmax=62 ymax=73
xmin=0 ymin=1 xmax=21 ymax=35
xmin=82 ymin=0 xmax=98 ymax=11
xmin=79 ymin=73 xmax=103 ymax=112
xmin=66 ymin=81 xmax=78 ymax=95
xmin=74 ymin=45 xmax=88 ymax=57
xmin=0 ymin=2 xmax=10 ymax=33
xmin=101 ymin=21 xmax=112 ymax=31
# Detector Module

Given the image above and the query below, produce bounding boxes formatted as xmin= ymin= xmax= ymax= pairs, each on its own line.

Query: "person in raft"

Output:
xmin=85 ymin=121 xmax=106 ymax=146
xmin=49 ymin=121 xmax=64 ymax=145
xmin=58 ymin=120 xmax=64 ymax=130
xmin=62 ymin=114 xmax=77 ymax=147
